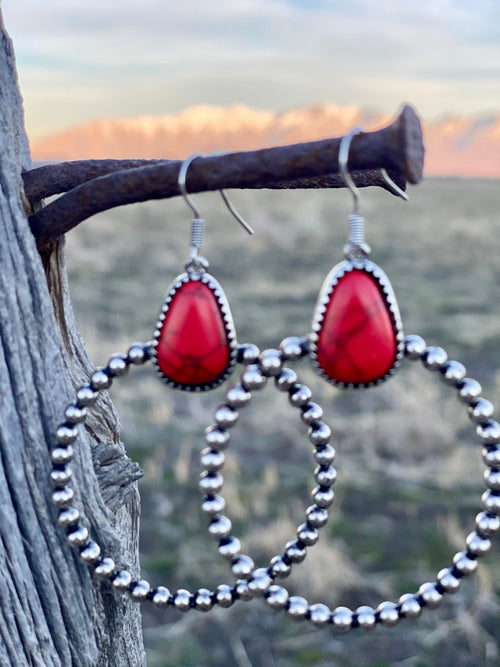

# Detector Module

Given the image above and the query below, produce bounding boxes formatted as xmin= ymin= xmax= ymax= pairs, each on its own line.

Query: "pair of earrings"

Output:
xmin=153 ymin=133 xmax=405 ymax=394
xmin=50 ymin=129 xmax=500 ymax=631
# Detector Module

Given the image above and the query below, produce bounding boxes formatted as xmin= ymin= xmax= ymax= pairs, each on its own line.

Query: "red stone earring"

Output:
xmin=309 ymin=129 xmax=406 ymax=388
xmin=152 ymin=154 xmax=253 ymax=391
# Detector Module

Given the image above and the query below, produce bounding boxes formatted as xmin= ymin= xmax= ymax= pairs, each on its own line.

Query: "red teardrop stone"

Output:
xmin=156 ymin=280 xmax=230 ymax=387
xmin=316 ymin=269 xmax=397 ymax=385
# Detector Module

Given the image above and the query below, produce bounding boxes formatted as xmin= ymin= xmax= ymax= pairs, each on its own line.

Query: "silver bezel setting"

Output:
xmin=151 ymin=272 xmax=237 ymax=391
xmin=309 ymin=259 xmax=404 ymax=389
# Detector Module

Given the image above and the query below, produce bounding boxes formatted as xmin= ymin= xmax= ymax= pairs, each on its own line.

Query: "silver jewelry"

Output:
xmin=309 ymin=129 xmax=405 ymax=388
xmin=151 ymin=153 xmax=253 ymax=391
xmin=199 ymin=334 xmax=500 ymax=631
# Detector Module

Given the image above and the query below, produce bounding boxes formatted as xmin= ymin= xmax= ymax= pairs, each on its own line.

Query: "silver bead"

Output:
xmin=280 ymin=336 xmax=307 ymax=361
xmin=275 ymin=368 xmax=298 ymax=392
xmin=226 ymin=384 xmax=251 ymax=409
xmin=79 ymin=541 xmax=101 ymax=564
xmin=288 ymin=384 xmax=312 ymax=408
xmin=173 ymin=589 xmax=192 ymax=612
xmin=199 ymin=472 xmax=223 ymax=494
xmin=457 ymin=378 xmax=482 ymax=404
xmin=218 ymin=537 xmax=241 ymax=561
xmin=286 ymin=596 xmax=308 ymax=621
xmin=94 ymin=557 xmax=115 ymax=579
xmin=269 ymin=555 xmax=291 ymax=579
xmin=331 ymin=606 xmax=353 ymax=632
xmin=107 ymin=353 xmax=129 ymax=377
xmin=127 ymin=343 xmax=149 ymax=365
xmin=64 ymin=404 xmax=87 ymax=424
xmin=377 ymin=601 xmax=400 ymax=626
xmin=312 ymin=486 xmax=334 ymax=508
xmin=266 ymin=585 xmax=289 ymax=611
xmin=241 ymin=365 xmax=267 ymax=391
xmin=152 ymin=586 xmax=171 ymax=608
xmin=465 ymin=531 xmax=491 ymax=557
xmin=52 ymin=486 xmax=75 ymax=507
xmin=56 ymin=424 xmax=78 ymax=444
xmin=482 ymin=446 xmax=500 ymax=468
xmin=194 ymin=588 xmax=213 ymax=612
xmin=301 ymin=402 xmax=323 ymax=425
xmin=76 ymin=384 xmax=98 ymax=407
xmin=67 ymin=524 xmax=89 ymax=547
xmin=214 ymin=405 xmax=239 ymax=429
xmin=204 ymin=426 xmax=230 ymax=450
xmin=259 ymin=349 xmax=283 ymax=377
xmin=91 ymin=369 xmax=112 ymax=391
xmin=234 ymin=579 xmax=253 ymax=602
xmin=247 ymin=568 xmax=272 ymax=597
xmin=201 ymin=494 xmax=226 ymax=516
xmin=422 ymin=346 xmax=448 ymax=370
xmin=313 ymin=444 xmax=336 ymax=466
xmin=285 ymin=540 xmax=306 ymax=563
xmin=237 ymin=343 xmax=260 ymax=365
xmin=355 ymin=606 xmax=376 ymax=631
xmin=314 ymin=465 xmax=336 ymax=487
xmin=309 ymin=603 xmax=330 ymax=627
xmin=215 ymin=584 xmax=234 ymax=608
xmin=482 ymin=489 xmax=500 ymax=515
xmin=50 ymin=466 xmax=72 ymax=486
xmin=440 ymin=360 xmax=467 ymax=386
xmin=468 ymin=398 xmax=494 ymax=424
xmin=308 ymin=422 xmax=331 ymax=446
xmin=297 ymin=523 xmax=319 ymax=546
xmin=452 ymin=551 xmax=478 ymax=576
xmin=51 ymin=446 xmax=74 ymax=465
xmin=200 ymin=448 xmax=225 ymax=472
xmin=208 ymin=516 xmax=232 ymax=539
xmin=131 ymin=580 xmax=151 ymax=601
xmin=58 ymin=506 xmax=80 ymax=527
xmin=418 ymin=583 xmax=443 ymax=608
xmin=484 ymin=468 xmax=500 ymax=491
xmin=437 ymin=568 xmax=460 ymax=594
xmin=398 ymin=593 xmax=421 ymax=618
xmin=231 ymin=554 xmax=254 ymax=579
xmin=112 ymin=570 xmax=133 ymax=591
xmin=477 ymin=420 xmax=500 ymax=445
xmin=306 ymin=505 xmax=329 ymax=528
xmin=404 ymin=334 xmax=426 ymax=359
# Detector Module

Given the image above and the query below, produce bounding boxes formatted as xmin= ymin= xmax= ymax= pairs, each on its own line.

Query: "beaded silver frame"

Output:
xmin=309 ymin=258 xmax=404 ymax=389
xmin=151 ymin=271 xmax=238 ymax=391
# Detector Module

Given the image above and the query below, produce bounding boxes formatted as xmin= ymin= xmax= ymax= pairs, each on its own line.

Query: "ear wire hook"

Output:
xmin=338 ymin=127 xmax=362 ymax=216
xmin=380 ymin=168 xmax=409 ymax=201
xmin=178 ymin=153 xmax=254 ymax=235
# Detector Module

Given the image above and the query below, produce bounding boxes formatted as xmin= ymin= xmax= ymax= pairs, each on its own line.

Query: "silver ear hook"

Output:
xmin=178 ymin=153 xmax=254 ymax=235
xmin=339 ymin=128 xmax=370 ymax=259
xmin=338 ymin=128 xmax=362 ymax=216
xmin=380 ymin=168 xmax=409 ymax=201
xmin=178 ymin=153 xmax=203 ymax=219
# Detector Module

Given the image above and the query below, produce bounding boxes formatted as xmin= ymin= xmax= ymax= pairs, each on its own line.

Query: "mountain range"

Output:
xmin=30 ymin=104 xmax=500 ymax=178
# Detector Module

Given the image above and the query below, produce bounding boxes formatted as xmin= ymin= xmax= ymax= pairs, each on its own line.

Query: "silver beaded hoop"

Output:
xmin=200 ymin=334 xmax=500 ymax=631
xmin=50 ymin=340 xmax=335 ymax=613
xmin=199 ymin=341 xmax=337 ymax=594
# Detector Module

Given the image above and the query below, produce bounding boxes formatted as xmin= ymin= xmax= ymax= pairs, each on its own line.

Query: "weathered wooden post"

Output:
xmin=0 ymin=13 xmax=145 ymax=666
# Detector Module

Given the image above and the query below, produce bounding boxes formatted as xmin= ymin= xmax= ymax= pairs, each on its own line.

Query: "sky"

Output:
xmin=2 ymin=0 xmax=499 ymax=141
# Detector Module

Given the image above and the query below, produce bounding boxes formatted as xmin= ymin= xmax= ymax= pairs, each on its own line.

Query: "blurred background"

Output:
xmin=2 ymin=1 xmax=500 ymax=665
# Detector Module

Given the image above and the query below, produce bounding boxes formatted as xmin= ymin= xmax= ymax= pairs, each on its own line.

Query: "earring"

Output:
xmin=309 ymin=129 xmax=405 ymax=388
xmin=152 ymin=154 xmax=253 ymax=391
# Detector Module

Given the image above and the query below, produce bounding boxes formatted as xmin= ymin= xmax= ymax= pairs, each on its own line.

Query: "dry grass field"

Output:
xmin=65 ymin=178 xmax=500 ymax=667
